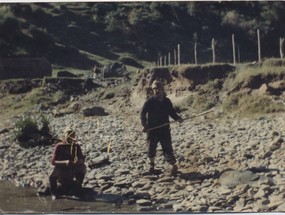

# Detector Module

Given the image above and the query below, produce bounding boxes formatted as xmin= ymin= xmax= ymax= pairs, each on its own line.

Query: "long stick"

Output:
xmin=148 ymin=108 xmax=214 ymax=131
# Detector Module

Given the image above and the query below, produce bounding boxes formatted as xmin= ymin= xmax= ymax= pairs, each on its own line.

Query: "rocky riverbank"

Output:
xmin=1 ymin=109 xmax=285 ymax=212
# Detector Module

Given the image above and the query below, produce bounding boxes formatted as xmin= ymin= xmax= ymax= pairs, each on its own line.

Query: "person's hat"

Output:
xmin=151 ymin=80 xmax=163 ymax=89
xmin=64 ymin=126 xmax=75 ymax=139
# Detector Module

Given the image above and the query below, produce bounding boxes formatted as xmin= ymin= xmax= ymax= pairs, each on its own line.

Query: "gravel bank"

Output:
xmin=1 ymin=111 xmax=285 ymax=212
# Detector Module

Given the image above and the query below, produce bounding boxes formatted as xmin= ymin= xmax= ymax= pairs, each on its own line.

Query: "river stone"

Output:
xmin=268 ymin=194 xmax=284 ymax=209
xmin=86 ymin=169 xmax=97 ymax=179
xmin=114 ymin=179 xmax=131 ymax=188
xmin=277 ymin=202 xmax=285 ymax=211
xmin=96 ymin=173 xmax=114 ymax=180
xmin=254 ymin=188 xmax=266 ymax=199
xmin=136 ymin=199 xmax=152 ymax=206
xmin=218 ymin=186 xmax=232 ymax=195
xmin=132 ymin=180 xmax=147 ymax=188
xmin=137 ymin=205 xmax=156 ymax=212
xmin=208 ymin=206 xmax=223 ymax=212
xmin=258 ymin=175 xmax=274 ymax=186
xmin=121 ymin=188 xmax=134 ymax=197
xmin=142 ymin=175 xmax=159 ymax=180
xmin=219 ymin=170 xmax=259 ymax=187
xmin=157 ymin=176 xmax=174 ymax=183
xmin=173 ymin=203 xmax=185 ymax=212
xmin=0 ymin=143 xmax=9 ymax=149
xmin=134 ymin=191 xmax=151 ymax=199
xmin=115 ymin=168 xmax=130 ymax=175
xmin=269 ymin=137 xmax=283 ymax=151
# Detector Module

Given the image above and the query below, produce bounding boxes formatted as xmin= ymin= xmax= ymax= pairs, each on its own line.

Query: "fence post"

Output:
xmin=257 ymin=29 xmax=261 ymax=62
xmin=160 ymin=56 xmax=163 ymax=66
xmin=280 ymin=37 xmax=285 ymax=58
xmin=178 ymin=44 xmax=181 ymax=65
xmin=168 ymin=52 xmax=171 ymax=65
xmin=211 ymin=38 xmax=216 ymax=64
xmin=232 ymin=34 xmax=236 ymax=65
xmin=194 ymin=42 xmax=198 ymax=65
xmin=174 ymin=49 xmax=177 ymax=65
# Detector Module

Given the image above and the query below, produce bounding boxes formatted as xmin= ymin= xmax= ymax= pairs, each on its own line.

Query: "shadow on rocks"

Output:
xmin=247 ymin=166 xmax=281 ymax=173
xmin=179 ymin=170 xmax=220 ymax=181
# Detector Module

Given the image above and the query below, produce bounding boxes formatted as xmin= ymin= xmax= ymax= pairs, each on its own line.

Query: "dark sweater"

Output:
xmin=140 ymin=95 xmax=180 ymax=129
xmin=51 ymin=143 xmax=84 ymax=166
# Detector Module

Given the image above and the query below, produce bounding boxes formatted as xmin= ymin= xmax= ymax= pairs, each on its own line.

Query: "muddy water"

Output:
xmin=0 ymin=181 xmax=137 ymax=213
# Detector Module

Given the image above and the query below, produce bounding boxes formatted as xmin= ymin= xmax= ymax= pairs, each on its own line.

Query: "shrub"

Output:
xmin=191 ymin=94 xmax=216 ymax=112
xmin=14 ymin=115 xmax=55 ymax=148
xmin=223 ymin=93 xmax=285 ymax=116
xmin=14 ymin=116 xmax=38 ymax=142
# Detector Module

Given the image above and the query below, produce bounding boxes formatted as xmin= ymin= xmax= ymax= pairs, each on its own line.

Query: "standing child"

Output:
xmin=140 ymin=80 xmax=182 ymax=176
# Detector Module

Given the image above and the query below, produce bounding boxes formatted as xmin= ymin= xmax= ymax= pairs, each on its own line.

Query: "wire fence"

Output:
xmin=154 ymin=29 xmax=285 ymax=67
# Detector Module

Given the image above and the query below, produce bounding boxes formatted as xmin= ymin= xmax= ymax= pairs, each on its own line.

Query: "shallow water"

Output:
xmin=0 ymin=181 xmax=137 ymax=213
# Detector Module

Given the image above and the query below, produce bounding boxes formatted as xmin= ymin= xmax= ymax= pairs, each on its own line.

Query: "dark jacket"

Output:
xmin=140 ymin=95 xmax=180 ymax=129
xmin=51 ymin=143 xmax=84 ymax=166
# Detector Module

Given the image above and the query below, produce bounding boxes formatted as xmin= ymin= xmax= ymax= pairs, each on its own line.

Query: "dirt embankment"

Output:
xmin=135 ymin=64 xmax=234 ymax=93
xmin=2 ymin=59 xmax=285 ymax=120
xmin=131 ymin=64 xmax=235 ymax=111
xmin=132 ymin=60 xmax=285 ymax=116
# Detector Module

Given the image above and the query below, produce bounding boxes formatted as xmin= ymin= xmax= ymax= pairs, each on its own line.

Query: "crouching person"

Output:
xmin=49 ymin=127 xmax=86 ymax=200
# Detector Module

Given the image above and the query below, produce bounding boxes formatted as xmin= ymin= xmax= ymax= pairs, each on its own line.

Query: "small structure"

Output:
xmin=0 ymin=57 xmax=52 ymax=79
xmin=93 ymin=65 xmax=101 ymax=79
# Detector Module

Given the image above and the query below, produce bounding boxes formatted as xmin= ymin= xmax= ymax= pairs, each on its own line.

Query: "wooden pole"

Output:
xmin=194 ymin=42 xmax=197 ymax=65
xmin=174 ymin=49 xmax=177 ymax=65
xmin=178 ymin=44 xmax=181 ymax=65
xmin=257 ymin=29 xmax=261 ymax=62
xmin=280 ymin=37 xmax=284 ymax=58
xmin=211 ymin=38 xmax=215 ymax=64
xmin=148 ymin=108 xmax=214 ymax=131
xmin=232 ymin=34 xmax=236 ymax=65
xmin=168 ymin=52 xmax=171 ymax=65
xmin=160 ymin=56 xmax=162 ymax=66
xmin=164 ymin=56 xmax=166 ymax=67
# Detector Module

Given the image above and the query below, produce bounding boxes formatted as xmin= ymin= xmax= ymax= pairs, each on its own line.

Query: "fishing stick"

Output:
xmin=147 ymin=108 xmax=214 ymax=131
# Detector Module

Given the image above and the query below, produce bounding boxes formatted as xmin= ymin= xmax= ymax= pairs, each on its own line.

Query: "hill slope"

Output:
xmin=1 ymin=2 xmax=285 ymax=71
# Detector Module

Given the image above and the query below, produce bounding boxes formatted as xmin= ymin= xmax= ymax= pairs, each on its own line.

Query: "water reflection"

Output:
xmin=0 ymin=181 xmax=136 ymax=213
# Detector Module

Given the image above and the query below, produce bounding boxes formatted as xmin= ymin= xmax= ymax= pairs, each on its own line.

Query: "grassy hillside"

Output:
xmin=1 ymin=2 xmax=285 ymax=72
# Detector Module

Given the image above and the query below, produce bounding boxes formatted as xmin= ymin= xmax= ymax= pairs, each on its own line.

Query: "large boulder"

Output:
xmin=102 ymin=62 xmax=130 ymax=78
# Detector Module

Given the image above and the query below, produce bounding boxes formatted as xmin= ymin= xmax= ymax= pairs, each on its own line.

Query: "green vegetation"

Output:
xmin=170 ymin=58 xmax=285 ymax=117
xmin=221 ymin=59 xmax=285 ymax=116
xmin=175 ymin=93 xmax=217 ymax=113
xmin=1 ymin=2 xmax=285 ymax=70
xmin=232 ymin=58 xmax=285 ymax=90
xmin=223 ymin=93 xmax=285 ymax=117
xmin=192 ymin=94 xmax=217 ymax=112
xmin=14 ymin=115 xmax=55 ymax=148
xmin=0 ymin=87 xmax=65 ymax=121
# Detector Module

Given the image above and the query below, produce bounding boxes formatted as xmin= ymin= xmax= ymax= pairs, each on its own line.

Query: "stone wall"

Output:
xmin=0 ymin=57 xmax=52 ymax=79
